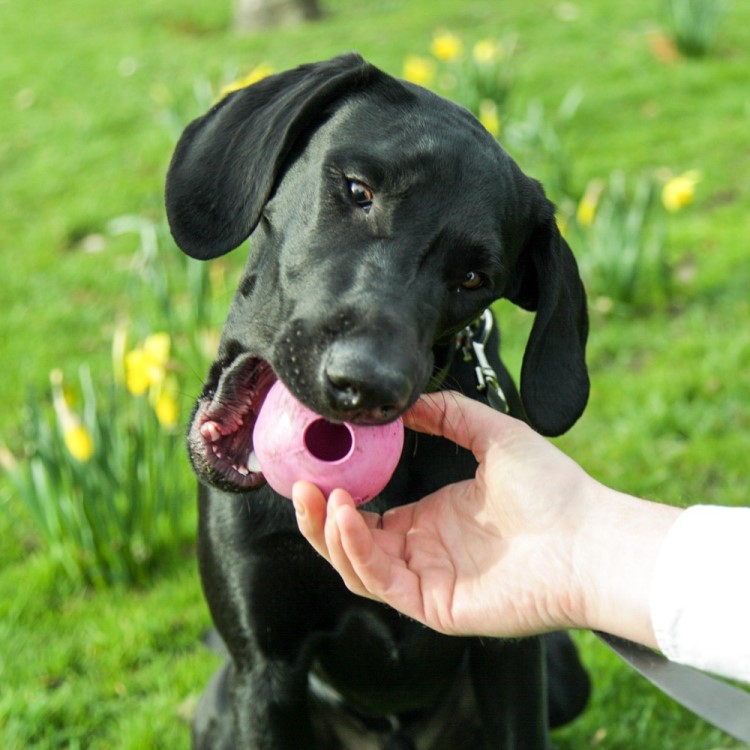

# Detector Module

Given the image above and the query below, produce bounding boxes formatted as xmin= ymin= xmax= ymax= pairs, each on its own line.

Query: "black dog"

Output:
xmin=166 ymin=54 xmax=591 ymax=750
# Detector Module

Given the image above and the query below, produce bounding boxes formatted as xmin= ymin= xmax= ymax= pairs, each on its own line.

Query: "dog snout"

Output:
xmin=324 ymin=337 xmax=416 ymax=422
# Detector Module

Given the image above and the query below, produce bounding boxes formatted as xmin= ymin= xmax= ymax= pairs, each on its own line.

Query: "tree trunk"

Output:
xmin=234 ymin=0 xmax=321 ymax=32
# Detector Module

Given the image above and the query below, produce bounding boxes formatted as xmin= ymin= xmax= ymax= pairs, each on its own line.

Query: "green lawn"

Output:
xmin=2 ymin=0 xmax=750 ymax=747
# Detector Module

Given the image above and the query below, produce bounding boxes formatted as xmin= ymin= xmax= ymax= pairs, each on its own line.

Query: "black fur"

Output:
xmin=166 ymin=53 xmax=591 ymax=749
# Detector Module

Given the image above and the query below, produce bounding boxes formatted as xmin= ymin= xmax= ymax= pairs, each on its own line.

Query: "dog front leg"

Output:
xmin=230 ymin=659 xmax=316 ymax=750
xmin=192 ymin=658 xmax=316 ymax=750
xmin=469 ymin=636 xmax=550 ymax=750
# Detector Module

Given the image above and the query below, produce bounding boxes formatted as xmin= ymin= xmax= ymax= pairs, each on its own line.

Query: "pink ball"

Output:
xmin=252 ymin=380 xmax=404 ymax=506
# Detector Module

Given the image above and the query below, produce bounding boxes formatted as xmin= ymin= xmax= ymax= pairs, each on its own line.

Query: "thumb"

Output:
xmin=404 ymin=391 xmax=520 ymax=462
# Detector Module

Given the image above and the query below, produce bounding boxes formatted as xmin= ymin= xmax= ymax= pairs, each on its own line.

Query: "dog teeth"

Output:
xmin=235 ymin=464 xmax=249 ymax=477
xmin=246 ymin=452 xmax=262 ymax=473
xmin=201 ymin=421 xmax=222 ymax=442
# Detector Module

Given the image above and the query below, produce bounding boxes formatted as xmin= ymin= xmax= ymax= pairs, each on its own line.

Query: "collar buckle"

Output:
xmin=458 ymin=309 xmax=509 ymax=413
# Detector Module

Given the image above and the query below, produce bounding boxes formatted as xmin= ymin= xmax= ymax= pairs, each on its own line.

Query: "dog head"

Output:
xmin=166 ymin=54 xmax=589 ymax=492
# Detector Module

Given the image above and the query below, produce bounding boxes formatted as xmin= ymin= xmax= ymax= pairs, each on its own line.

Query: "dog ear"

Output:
xmin=165 ymin=54 xmax=378 ymax=260
xmin=504 ymin=202 xmax=590 ymax=437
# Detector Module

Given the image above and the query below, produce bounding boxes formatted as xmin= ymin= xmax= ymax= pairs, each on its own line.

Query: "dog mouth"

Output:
xmin=188 ymin=344 xmax=428 ymax=492
xmin=188 ymin=354 xmax=277 ymax=491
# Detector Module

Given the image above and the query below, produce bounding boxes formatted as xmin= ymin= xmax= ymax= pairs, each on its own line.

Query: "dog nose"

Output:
xmin=325 ymin=341 xmax=414 ymax=420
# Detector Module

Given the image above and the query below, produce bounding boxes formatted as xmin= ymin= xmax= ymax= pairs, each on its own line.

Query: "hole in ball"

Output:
xmin=304 ymin=419 xmax=354 ymax=463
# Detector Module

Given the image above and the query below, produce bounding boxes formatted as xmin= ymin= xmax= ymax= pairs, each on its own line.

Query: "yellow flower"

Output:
xmin=152 ymin=376 xmax=180 ymax=429
xmin=143 ymin=332 xmax=170 ymax=365
xmin=219 ymin=63 xmax=275 ymax=100
xmin=479 ymin=100 xmax=501 ymax=138
xmin=402 ymin=56 xmax=436 ymax=87
xmin=431 ymin=32 xmax=463 ymax=62
xmin=473 ymin=39 xmax=502 ymax=64
xmin=0 ymin=444 xmax=17 ymax=473
xmin=125 ymin=349 xmax=151 ymax=395
xmin=661 ymin=170 xmax=701 ymax=212
xmin=50 ymin=369 xmax=94 ymax=463
xmin=154 ymin=392 xmax=179 ymax=429
xmin=64 ymin=424 xmax=95 ymax=463
xmin=125 ymin=333 xmax=171 ymax=396
xmin=576 ymin=179 xmax=605 ymax=228
xmin=111 ymin=325 xmax=127 ymax=385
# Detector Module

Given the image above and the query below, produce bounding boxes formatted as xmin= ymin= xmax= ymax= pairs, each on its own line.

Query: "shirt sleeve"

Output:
xmin=650 ymin=504 xmax=750 ymax=682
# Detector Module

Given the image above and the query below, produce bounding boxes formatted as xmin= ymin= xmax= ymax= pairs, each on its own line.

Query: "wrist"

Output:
xmin=568 ymin=484 xmax=682 ymax=647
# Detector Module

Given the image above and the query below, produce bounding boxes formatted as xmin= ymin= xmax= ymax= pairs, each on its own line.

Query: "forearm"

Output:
xmin=574 ymin=498 xmax=750 ymax=683
xmin=571 ymin=484 xmax=683 ymax=648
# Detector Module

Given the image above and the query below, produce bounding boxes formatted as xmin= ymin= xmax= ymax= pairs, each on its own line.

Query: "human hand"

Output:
xmin=293 ymin=391 xmax=601 ymax=637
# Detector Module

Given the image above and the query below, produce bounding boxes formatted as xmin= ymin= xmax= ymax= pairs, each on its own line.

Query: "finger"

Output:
xmin=323 ymin=490 xmax=381 ymax=601
xmin=404 ymin=391 xmax=520 ymax=460
xmin=334 ymin=501 xmax=428 ymax=624
xmin=358 ymin=509 xmax=385 ymax=531
xmin=292 ymin=481 xmax=331 ymax=562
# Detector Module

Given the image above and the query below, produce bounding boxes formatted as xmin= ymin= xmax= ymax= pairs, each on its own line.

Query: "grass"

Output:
xmin=2 ymin=0 xmax=750 ymax=746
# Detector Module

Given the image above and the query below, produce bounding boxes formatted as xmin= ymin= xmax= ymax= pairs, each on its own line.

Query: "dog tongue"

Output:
xmin=252 ymin=380 xmax=404 ymax=506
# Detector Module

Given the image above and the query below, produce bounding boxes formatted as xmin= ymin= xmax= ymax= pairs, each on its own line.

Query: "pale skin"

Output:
xmin=293 ymin=391 xmax=682 ymax=648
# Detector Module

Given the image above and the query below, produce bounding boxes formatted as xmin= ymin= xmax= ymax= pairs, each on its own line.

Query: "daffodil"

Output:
xmin=431 ymin=32 xmax=463 ymax=62
xmin=111 ymin=325 xmax=127 ymax=385
xmin=478 ymin=100 xmax=501 ymax=138
xmin=64 ymin=425 xmax=95 ymax=463
xmin=577 ymin=179 xmax=606 ymax=228
xmin=219 ymin=63 xmax=275 ymax=100
xmin=402 ymin=56 xmax=436 ymax=86
xmin=153 ymin=376 xmax=180 ymax=430
xmin=125 ymin=349 xmax=151 ymax=395
xmin=661 ymin=170 xmax=701 ymax=212
xmin=473 ymin=39 xmax=503 ymax=64
xmin=154 ymin=392 xmax=179 ymax=429
xmin=0 ymin=444 xmax=16 ymax=473
xmin=125 ymin=333 xmax=171 ymax=396
xmin=50 ymin=369 xmax=94 ymax=463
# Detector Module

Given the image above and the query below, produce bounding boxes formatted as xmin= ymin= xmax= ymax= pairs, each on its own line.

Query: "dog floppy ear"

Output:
xmin=504 ymin=201 xmax=590 ymax=437
xmin=166 ymin=54 xmax=378 ymax=260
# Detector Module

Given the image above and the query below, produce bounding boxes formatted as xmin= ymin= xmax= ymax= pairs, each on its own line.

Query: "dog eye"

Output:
xmin=460 ymin=271 xmax=485 ymax=290
xmin=348 ymin=180 xmax=374 ymax=212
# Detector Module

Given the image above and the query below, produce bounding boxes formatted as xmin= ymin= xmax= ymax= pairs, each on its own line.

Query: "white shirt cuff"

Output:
xmin=650 ymin=504 xmax=750 ymax=682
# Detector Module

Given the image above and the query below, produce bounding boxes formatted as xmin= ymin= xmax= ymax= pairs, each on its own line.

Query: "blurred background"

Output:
xmin=2 ymin=0 xmax=749 ymax=747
